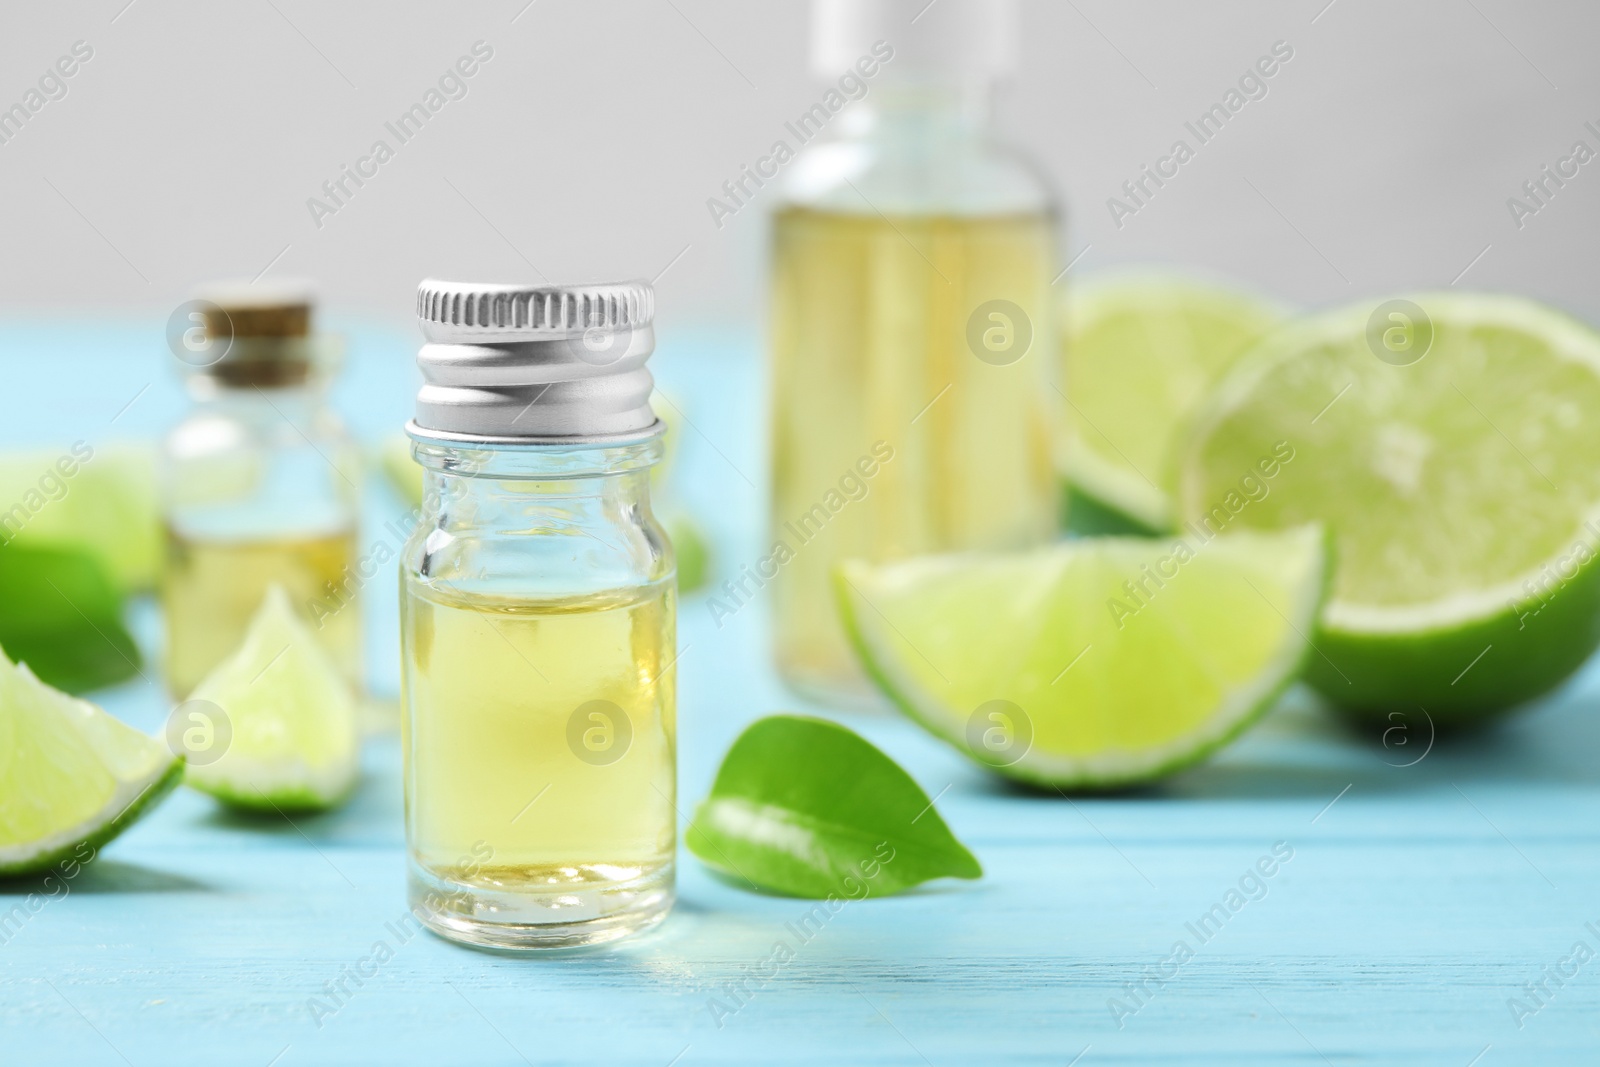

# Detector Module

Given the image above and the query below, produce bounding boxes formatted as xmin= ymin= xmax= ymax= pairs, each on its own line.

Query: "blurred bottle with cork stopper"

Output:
xmin=160 ymin=279 xmax=363 ymax=700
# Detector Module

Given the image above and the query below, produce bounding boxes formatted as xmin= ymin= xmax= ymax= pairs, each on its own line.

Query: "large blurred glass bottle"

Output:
xmin=769 ymin=0 xmax=1061 ymax=704
xmin=161 ymin=281 xmax=362 ymax=699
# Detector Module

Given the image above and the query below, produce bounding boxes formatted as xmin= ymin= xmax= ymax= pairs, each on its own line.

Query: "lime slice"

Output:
xmin=1177 ymin=293 xmax=1600 ymax=721
xmin=0 ymin=442 xmax=160 ymax=591
xmin=186 ymin=585 xmax=360 ymax=811
xmin=836 ymin=527 xmax=1327 ymax=788
xmin=0 ymin=650 xmax=181 ymax=877
xmin=1063 ymin=274 xmax=1284 ymax=532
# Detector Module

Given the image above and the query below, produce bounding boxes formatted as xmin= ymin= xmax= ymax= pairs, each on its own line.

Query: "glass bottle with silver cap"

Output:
xmin=400 ymin=278 xmax=676 ymax=950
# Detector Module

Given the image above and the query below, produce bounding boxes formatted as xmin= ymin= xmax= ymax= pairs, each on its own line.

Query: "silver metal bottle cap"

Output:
xmin=408 ymin=278 xmax=661 ymax=445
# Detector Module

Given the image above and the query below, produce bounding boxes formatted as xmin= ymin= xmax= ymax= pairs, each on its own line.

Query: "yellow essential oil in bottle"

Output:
xmin=163 ymin=528 xmax=362 ymax=699
xmin=770 ymin=208 xmax=1058 ymax=694
xmin=768 ymin=0 xmax=1063 ymax=703
xmin=400 ymin=279 xmax=675 ymax=951
xmin=402 ymin=583 xmax=676 ymax=894
xmin=160 ymin=281 xmax=362 ymax=699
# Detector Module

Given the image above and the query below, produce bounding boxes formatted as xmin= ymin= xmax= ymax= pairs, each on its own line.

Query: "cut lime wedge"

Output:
xmin=1063 ymin=274 xmax=1284 ymax=532
xmin=0 ymin=649 xmax=181 ymax=877
xmin=837 ymin=527 xmax=1328 ymax=788
xmin=0 ymin=442 xmax=160 ymax=591
xmin=186 ymin=585 xmax=360 ymax=811
xmin=1178 ymin=293 xmax=1600 ymax=721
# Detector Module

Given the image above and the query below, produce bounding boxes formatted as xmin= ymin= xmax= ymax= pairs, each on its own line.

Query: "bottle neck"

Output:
xmin=788 ymin=75 xmax=1050 ymax=218
xmin=183 ymin=374 xmax=327 ymax=421
xmin=837 ymin=81 xmax=995 ymax=142
xmin=413 ymin=437 xmax=662 ymax=482
xmin=413 ymin=436 xmax=662 ymax=516
xmin=406 ymin=436 xmax=668 ymax=595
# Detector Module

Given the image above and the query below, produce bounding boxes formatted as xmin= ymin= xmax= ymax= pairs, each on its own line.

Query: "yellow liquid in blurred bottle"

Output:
xmin=768 ymin=207 xmax=1061 ymax=702
xmin=162 ymin=527 xmax=363 ymax=698
xmin=400 ymin=578 xmax=676 ymax=916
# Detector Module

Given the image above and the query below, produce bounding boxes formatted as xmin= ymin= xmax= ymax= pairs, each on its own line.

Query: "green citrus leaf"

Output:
xmin=0 ymin=545 xmax=141 ymax=693
xmin=687 ymin=714 xmax=981 ymax=899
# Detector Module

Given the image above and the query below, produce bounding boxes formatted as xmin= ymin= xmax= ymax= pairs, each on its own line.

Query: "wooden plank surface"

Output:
xmin=1 ymin=322 xmax=1597 ymax=1065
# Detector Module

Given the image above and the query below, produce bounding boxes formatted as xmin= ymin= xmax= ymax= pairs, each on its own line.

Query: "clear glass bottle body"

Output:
xmin=160 ymin=367 xmax=362 ymax=700
xmin=769 ymin=85 xmax=1063 ymax=704
xmin=399 ymin=437 xmax=677 ymax=951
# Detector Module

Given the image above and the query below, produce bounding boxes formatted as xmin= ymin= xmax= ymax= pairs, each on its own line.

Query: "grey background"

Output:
xmin=0 ymin=0 xmax=1595 ymax=334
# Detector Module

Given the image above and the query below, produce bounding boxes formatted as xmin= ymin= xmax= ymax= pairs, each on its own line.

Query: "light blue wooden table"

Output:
xmin=2 ymin=320 xmax=1597 ymax=1065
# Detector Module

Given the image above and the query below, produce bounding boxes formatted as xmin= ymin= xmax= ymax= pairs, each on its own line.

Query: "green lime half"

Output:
xmin=186 ymin=585 xmax=360 ymax=811
xmin=1177 ymin=292 xmax=1600 ymax=722
xmin=1063 ymin=274 xmax=1284 ymax=533
xmin=836 ymin=526 xmax=1327 ymax=789
xmin=0 ymin=650 xmax=181 ymax=877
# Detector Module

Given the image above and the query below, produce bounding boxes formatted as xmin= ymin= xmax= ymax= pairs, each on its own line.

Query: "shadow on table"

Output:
xmin=198 ymin=805 xmax=344 ymax=837
xmin=0 ymin=859 xmax=212 ymax=895
xmin=959 ymin=676 xmax=1600 ymax=803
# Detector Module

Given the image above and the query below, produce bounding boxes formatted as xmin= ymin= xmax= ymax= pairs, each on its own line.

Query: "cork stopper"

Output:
xmin=192 ymin=279 xmax=318 ymax=387
xmin=202 ymin=301 xmax=310 ymax=340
